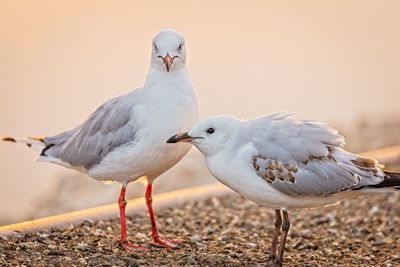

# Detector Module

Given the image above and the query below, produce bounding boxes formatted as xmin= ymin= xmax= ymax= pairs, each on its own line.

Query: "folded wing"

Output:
xmin=247 ymin=113 xmax=385 ymax=196
xmin=44 ymin=93 xmax=138 ymax=170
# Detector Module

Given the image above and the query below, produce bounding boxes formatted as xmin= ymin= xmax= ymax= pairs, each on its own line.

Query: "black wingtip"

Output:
xmin=40 ymin=143 xmax=54 ymax=156
xmin=353 ymin=170 xmax=400 ymax=191
xmin=2 ymin=137 xmax=16 ymax=143
xmin=370 ymin=170 xmax=400 ymax=189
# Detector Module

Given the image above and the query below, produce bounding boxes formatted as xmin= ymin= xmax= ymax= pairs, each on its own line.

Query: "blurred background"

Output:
xmin=0 ymin=1 xmax=399 ymax=225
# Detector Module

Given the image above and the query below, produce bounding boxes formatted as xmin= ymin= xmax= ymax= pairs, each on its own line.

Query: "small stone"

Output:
xmin=47 ymin=244 xmax=57 ymax=249
xmin=179 ymin=255 xmax=197 ymax=265
xmin=314 ymin=216 xmax=330 ymax=225
xmin=75 ymin=241 xmax=89 ymax=251
xmin=299 ymin=229 xmax=312 ymax=239
xmin=83 ymin=219 xmax=94 ymax=226
xmin=372 ymin=240 xmax=385 ymax=246
xmin=246 ymin=242 xmax=258 ymax=248
xmin=393 ymin=254 xmax=400 ymax=261
xmin=77 ymin=258 xmax=87 ymax=265
xmin=189 ymin=234 xmax=201 ymax=242
xmin=218 ymin=235 xmax=231 ymax=242
xmin=38 ymin=233 xmax=50 ymax=238
xmin=293 ymin=241 xmax=318 ymax=250
xmin=111 ymin=259 xmax=127 ymax=266
xmin=125 ymin=258 xmax=139 ymax=267
xmin=45 ymin=240 xmax=57 ymax=245
xmin=158 ymin=258 xmax=170 ymax=265
xmin=134 ymin=232 xmax=147 ymax=239
xmin=369 ymin=206 xmax=380 ymax=214
xmin=294 ymin=241 xmax=306 ymax=250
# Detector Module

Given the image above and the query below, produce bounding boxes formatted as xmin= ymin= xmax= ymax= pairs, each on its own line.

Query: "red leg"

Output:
xmin=145 ymin=183 xmax=183 ymax=248
xmin=118 ymin=185 xmax=147 ymax=251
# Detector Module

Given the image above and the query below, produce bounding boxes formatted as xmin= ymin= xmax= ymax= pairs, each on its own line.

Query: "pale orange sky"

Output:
xmin=0 ymin=1 xmax=399 ymax=223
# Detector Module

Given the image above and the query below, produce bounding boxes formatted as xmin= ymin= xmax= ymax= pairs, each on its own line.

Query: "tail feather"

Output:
xmin=2 ymin=136 xmax=47 ymax=153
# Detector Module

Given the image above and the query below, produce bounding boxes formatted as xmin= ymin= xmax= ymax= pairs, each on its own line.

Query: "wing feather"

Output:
xmin=246 ymin=113 xmax=385 ymax=196
xmin=44 ymin=92 xmax=138 ymax=169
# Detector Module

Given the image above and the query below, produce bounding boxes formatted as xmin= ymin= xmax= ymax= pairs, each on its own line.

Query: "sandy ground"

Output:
xmin=2 ymin=177 xmax=400 ymax=267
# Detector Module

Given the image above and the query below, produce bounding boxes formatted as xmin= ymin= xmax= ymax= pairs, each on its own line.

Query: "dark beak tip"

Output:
xmin=166 ymin=132 xmax=192 ymax=144
xmin=166 ymin=135 xmax=177 ymax=143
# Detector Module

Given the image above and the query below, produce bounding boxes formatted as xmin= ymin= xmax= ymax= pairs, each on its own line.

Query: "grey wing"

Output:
xmin=44 ymin=94 xmax=137 ymax=169
xmin=248 ymin=113 xmax=385 ymax=196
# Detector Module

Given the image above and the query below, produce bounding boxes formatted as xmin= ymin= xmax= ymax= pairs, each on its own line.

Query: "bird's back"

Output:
xmin=236 ymin=113 xmax=385 ymax=197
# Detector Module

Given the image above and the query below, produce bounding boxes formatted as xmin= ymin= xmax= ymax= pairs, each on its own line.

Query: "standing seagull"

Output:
xmin=167 ymin=112 xmax=400 ymax=266
xmin=2 ymin=30 xmax=198 ymax=250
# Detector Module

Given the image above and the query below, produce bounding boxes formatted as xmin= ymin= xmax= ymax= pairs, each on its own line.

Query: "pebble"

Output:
xmin=372 ymin=240 xmax=386 ymax=246
xmin=134 ymin=232 xmax=147 ymax=239
xmin=218 ymin=235 xmax=231 ymax=242
xmin=47 ymin=244 xmax=57 ymax=249
xmin=111 ymin=259 xmax=127 ymax=266
xmin=246 ymin=242 xmax=258 ymax=248
xmin=77 ymin=258 xmax=87 ymax=265
xmin=189 ymin=234 xmax=201 ymax=242
xmin=124 ymin=257 xmax=139 ymax=267
xmin=293 ymin=241 xmax=318 ymax=250
xmin=179 ymin=255 xmax=197 ymax=265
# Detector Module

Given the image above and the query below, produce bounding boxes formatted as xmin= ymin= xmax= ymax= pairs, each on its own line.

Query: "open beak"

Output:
xmin=161 ymin=53 xmax=174 ymax=72
xmin=167 ymin=132 xmax=197 ymax=143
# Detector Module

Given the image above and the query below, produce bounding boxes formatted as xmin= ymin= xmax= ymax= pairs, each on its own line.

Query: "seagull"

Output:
xmin=167 ymin=112 xmax=400 ymax=266
xmin=2 ymin=29 xmax=199 ymax=250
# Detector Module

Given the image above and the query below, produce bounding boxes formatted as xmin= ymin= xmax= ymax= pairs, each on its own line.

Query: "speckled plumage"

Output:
xmin=168 ymin=112 xmax=400 ymax=266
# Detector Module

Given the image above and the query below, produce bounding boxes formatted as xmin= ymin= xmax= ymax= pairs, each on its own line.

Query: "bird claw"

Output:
xmin=265 ymin=257 xmax=282 ymax=267
xmin=150 ymin=236 xmax=183 ymax=248
xmin=121 ymin=240 xmax=148 ymax=251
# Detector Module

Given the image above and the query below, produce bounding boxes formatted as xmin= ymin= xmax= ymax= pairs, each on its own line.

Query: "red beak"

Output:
xmin=161 ymin=53 xmax=174 ymax=72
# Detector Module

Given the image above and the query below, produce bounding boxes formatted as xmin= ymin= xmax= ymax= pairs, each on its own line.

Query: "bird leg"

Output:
xmin=276 ymin=211 xmax=290 ymax=266
xmin=145 ymin=183 xmax=183 ymax=248
xmin=118 ymin=185 xmax=147 ymax=251
xmin=268 ymin=209 xmax=282 ymax=264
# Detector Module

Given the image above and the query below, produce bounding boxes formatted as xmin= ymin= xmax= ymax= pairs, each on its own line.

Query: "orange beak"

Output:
xmin=161 ymin=53 xmax=174 ymax=72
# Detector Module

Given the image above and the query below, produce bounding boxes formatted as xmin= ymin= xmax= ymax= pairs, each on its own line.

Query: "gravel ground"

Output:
xmin=2 ymin=188 xmax=400 ymax=266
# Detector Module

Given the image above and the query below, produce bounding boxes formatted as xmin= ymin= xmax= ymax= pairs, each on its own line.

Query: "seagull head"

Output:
xmin=151 ymin=29 xmax=186 ymax=73
xmin=167 ymin=115 xmax=240 ymax=156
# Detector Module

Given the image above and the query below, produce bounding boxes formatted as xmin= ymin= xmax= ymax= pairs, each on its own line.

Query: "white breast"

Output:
xmin=89 ymin=72 xmax=198 ymax=183
xmin=206 ymin=145 xmax=358 ymax=210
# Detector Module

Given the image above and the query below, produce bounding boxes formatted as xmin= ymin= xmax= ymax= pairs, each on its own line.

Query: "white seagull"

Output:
xmin=167 ymin=112 xmax=400 ymax=266
xmin=3 ymin=29 xmax=198 ymax=250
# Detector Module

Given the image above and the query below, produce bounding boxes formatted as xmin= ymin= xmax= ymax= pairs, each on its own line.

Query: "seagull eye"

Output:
xmin=206 ymin=128 xmax=215 ymax=134
xmin=153 ymin=43 xmax=158 ymax=51
xmin=178 ymin=44 xmax=183 ymax=51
